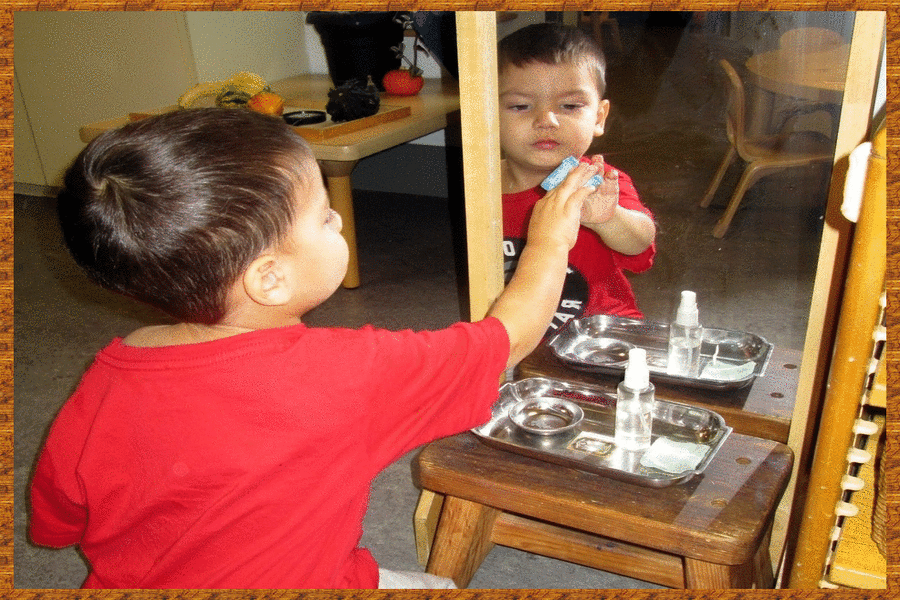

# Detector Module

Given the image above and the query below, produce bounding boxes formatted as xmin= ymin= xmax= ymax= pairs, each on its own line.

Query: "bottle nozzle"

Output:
xmin=624 ymin=348 xmax=650 ymax=390
xmin=675 ymin=290 xmax=699 ymax=327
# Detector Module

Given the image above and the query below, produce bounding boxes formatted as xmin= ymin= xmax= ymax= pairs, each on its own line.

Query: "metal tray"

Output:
xmin=547 ymin=314 xmax=773 ymax=390
xmin=472 ymin=377 xmax=732 ymax=487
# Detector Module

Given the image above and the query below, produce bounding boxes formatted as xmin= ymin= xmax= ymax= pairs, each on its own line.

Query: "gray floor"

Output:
xmin=14 ymin=19 xmax=828 ymax=589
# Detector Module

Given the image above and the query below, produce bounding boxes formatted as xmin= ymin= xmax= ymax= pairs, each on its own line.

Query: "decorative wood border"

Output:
xmin=0 ymin=2 xmax=894 ymax=598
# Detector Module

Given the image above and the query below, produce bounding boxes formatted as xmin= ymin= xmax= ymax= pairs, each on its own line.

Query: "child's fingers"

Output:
xmin=551 ymin=166 xmax=596 ymax=222
xmin=550 ymin=162 xmax=600 ymax=198
xmin=528 ymin=164 xmax=596 ymax=249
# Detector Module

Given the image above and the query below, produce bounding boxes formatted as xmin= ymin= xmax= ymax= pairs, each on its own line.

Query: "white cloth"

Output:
xmin=378 ymin=568 xmax=458 ymax=589
xmin=640 ymin=438 xmax=708 ymax=473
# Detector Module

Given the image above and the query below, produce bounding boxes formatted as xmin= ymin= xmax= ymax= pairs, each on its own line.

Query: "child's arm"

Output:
xmin=580 ymin=158 xmax=656 ymax=255
xmin=487 ymin=162 xmax=599 ymax=367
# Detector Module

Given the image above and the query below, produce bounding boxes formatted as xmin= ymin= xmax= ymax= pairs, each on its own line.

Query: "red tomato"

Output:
xmin=382 ymin=69 xmax=424 ymax=96
xmin=247 ymin=91 xmax=285 ymax=116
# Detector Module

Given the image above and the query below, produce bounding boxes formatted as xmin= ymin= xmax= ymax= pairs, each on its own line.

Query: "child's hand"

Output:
xmin=493 ymin=161 xmax=599 ymax=368
xmin=580 ymin=155 xmax=619 ymax=225
xmin=527 ymin=162 xmax=599 ymax=251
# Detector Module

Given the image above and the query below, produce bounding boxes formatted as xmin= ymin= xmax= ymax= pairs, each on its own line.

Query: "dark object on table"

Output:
xmin=410 ymin=11 xmax=458 ymax=79
xmin=325 ymin=78 xmax=381 ymax=123
xmin=306 ymin=11 xmax=406 ymax=91
xmin=282 ymin=110 xmax=327 ymax=126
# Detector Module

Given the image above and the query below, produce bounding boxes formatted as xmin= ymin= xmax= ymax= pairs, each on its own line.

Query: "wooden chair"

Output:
xmin=699 ymin=59 xmax=835 ymax=238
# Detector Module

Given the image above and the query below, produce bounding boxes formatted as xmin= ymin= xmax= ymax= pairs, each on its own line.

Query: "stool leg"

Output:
xmin=425 ymin=495 xmax=499 ymax=588
xmin=753 ymin=527 xmax=775 ymax=588
xmin=684 ymin=558 xmax=755 ymax=589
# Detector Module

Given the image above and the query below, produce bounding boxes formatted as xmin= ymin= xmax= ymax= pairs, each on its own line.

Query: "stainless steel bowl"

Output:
xmin=508 ymin=397 xmax=584 ymax=436
xmin=570 ymin=337 xmax=634 ymax=366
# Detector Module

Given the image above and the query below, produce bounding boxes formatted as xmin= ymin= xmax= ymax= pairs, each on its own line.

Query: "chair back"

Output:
xmin=719 ymin=59 xmax=748 ymax=156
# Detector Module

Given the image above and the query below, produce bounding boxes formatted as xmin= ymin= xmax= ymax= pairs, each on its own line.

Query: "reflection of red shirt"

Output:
xmin=503 ymin=159 xmax=655 ymax=333
xmin=30 ymin=319 xmax=509 ymax=588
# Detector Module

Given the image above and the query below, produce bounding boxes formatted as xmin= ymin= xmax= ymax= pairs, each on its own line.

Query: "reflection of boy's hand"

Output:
xmin=581 ymin=155 xmax=619 ymax=225
xmin=528 ymin=162 xmax=599 ymax=252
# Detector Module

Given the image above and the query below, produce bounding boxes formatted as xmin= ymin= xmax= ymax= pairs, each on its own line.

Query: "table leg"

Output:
xmin=426 ymin=495 xmax=499 ymax=588
xmin=319 ymin=160 xmax=360 ymax=289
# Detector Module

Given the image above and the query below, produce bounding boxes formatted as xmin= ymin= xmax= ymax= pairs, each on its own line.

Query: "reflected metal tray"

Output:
xmin=473 ymin=377 xmax=732 ymax=487
xmin=547 ymin=314 xmax=773 ymax=391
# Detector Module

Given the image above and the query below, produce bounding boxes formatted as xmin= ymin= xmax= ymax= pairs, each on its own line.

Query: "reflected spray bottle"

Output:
xmin=667 ymin=290 xmax=703 ymax=377
xmin=615 ymin=348 xmax=655 ymax=451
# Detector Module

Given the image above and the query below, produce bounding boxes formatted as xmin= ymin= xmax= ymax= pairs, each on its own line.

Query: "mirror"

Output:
xmin=496 ymin=10 xmax=855 ymax=364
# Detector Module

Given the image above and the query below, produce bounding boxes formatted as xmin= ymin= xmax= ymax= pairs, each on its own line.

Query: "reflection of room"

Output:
xmin=14 ymin=10 xmax=885 ymax=589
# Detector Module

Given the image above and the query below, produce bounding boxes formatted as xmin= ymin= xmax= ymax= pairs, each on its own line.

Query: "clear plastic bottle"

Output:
xmin=667 ymin=290 xmax=703 ymax=377
xmin=615 ymin=348 xmax=655 ymax=451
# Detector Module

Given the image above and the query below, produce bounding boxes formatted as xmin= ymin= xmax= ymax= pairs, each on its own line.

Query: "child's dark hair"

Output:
xmin=57 ymin=107 xmax=315 ymax=324
xmin=498 ymin=23 xmax=607 ymax=97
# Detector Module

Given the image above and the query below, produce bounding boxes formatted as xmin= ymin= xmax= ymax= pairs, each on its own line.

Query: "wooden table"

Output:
xmin=744 ymin=34 xmax=848 ymax=137
xmin=516 ymin=343 xmax=800 ymax=444
xmin=745 ymin=43 xmax=848 ymax=105
xmin=79 ymin=74 xmax=461 ymax=289
xmin=415 ymin=431 xmax=793 ymax=588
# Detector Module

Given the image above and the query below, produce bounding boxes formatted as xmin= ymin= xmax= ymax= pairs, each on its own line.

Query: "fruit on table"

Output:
xmin=215 ymin=88 xmax=253 ymax=108
xmin=178 ymin=72 xmax=269 ymax=108
xmin=247 ymin=91 xmax=285 ymax=116
xmin=382 ymin=69 xmax=424 ymax=96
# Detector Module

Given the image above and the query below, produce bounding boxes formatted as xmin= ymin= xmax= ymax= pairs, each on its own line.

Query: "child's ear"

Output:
xmin=243 ymin=254 xmax=292 ymax=306
xmin=593 ymin=99 xmax=611 ymax=137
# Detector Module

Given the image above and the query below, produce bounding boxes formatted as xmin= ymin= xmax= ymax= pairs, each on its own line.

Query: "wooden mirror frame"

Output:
xmin=454 ymin=10 xmax=885 ymax=586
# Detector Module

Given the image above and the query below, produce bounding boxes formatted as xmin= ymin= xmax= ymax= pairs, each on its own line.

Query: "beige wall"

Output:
xmin=185 ymin=12 xmax=311 ymax=85
xmin=13 ymin=69 xmax=43 ymax=187
xmin=14 ymin=12 xmax=197 ymax=188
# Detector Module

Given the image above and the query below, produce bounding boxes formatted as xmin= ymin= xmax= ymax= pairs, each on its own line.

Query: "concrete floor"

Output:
xmin=14 ymin=17 xmax=829 ymax=589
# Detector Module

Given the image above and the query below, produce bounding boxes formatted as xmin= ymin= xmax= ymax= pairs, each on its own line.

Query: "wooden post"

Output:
xmin=457 ymin=12 xmax=503 ymax=322
xmin=413 ymin=11 xmax=501 ymax=566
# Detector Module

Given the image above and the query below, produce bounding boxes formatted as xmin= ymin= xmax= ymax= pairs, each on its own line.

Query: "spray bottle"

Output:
xmin=667 ymin=290 xmax=703 ymax=377
xmin=615 ymin=348 xmax=655 ymax=451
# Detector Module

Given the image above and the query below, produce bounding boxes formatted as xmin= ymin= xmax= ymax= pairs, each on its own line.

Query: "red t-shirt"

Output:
xmin=503 ymin=158 xmax=655 ymax=334
xmin=30 ymin=319 xmax=509 ymax=588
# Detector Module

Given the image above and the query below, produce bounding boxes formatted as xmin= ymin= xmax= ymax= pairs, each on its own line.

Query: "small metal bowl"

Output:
xmin=570 ymin=337 xmax=634 ymax=366
xmin=283 ymin=110 xmax=327 ymax=126
xmin=508 ymin=397 xmax=584 ymax=436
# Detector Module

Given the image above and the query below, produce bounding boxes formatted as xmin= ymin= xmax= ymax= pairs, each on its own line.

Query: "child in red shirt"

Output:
xmin=30 ymin=107 xmax=602 ymax=588
xmin=498 ymin=23 xmax=657 ymax=335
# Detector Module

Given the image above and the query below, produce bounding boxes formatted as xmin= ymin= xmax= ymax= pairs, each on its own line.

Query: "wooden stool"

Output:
xmin=414 ymin=432 xmax=792 ymax=588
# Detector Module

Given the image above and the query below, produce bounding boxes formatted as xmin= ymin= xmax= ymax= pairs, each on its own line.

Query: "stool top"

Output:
xmin=415 ymin=431 xmax=792 ymax=565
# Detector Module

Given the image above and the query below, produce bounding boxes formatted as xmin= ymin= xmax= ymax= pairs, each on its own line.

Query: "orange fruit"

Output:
xmin=247 ymin=91 xmax=285 ymax=116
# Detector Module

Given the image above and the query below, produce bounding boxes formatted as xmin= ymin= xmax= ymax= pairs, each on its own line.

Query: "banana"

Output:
xmin=226 ymin=72 xmax=268 ymax=96
xmin=177 ymin=82 xmax=221 ymax=108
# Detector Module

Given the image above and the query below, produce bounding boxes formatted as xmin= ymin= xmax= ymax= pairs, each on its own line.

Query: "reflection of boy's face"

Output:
xmin=499 ymin=60 xmax=609 ymax=179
